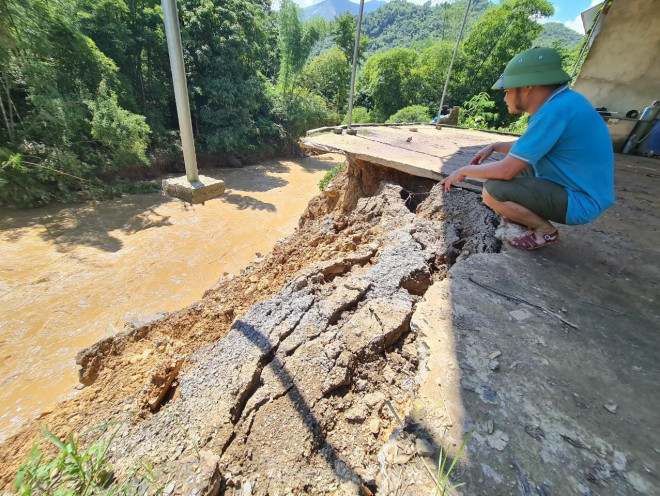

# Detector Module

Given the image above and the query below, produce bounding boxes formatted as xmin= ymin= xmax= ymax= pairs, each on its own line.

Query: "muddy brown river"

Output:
xmin=0 ymin=155 xmax=341 ymax=443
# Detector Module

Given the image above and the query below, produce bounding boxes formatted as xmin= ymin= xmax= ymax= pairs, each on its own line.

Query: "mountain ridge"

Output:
xmin=302 ymin=0 xmax=387 ymax=21
xmin=307 ymin=0 xmax=583 ymax=58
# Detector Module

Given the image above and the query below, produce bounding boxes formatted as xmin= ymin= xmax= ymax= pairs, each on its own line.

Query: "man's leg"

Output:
xmin=482 ymin=176 xmax=568 ymax=248
xmin=482 ymin=187 xmax=557 ymax=241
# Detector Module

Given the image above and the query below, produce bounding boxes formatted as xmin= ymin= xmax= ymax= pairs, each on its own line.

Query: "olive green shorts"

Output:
xmin=483 ymin=167 xmax=568 ymax=224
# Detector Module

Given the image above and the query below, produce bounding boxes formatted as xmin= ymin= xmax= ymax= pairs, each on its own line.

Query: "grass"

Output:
xmin=318 ymin=163 xmax=346 ymax=191
xmin=14 ymin=422 xmax=163 ymax=496
xmin=435 ymin=430 xmax=472 ymax=496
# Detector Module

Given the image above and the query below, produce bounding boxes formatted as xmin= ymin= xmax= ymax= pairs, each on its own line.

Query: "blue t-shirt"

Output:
xmin=509 ymin=85 xmax=615 ymax=225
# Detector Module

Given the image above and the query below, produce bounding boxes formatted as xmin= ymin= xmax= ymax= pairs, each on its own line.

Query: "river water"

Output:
xmin=0 ymin=155 xmax=341 ymax=443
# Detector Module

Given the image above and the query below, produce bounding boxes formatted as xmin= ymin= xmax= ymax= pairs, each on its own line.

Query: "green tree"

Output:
xmin=88 ymin=80 xmax=151 ymax=167
xmin=270 ymin=88 xmax=337 ymax=140
xmin=299 ymin=48 xmax=350 ymax=113
xmin=360 ymin=0 xmax=490 ymax=55
xmin=358 ymin=47 xmax=420 ymax=122
xmin=277 ymin=0 xmax=327 ymax=96
xmin=454 ymin=0 xmax=554 ymax=124
xmin=331 ymin=12 xmax=370 ymax=64
xmin=75 ymin=0 xmax=173 ymax=132
xmin=179 ymin=0 xmax=281 ymax=155
xmin=416 ymin=40 xmax=454 ymax=110
xmin=535 ymin=22 xmax=584 ymax=49
xmin=554 ymin=40 xmax=582 ymax=76
xmin=458 ymin=92 xmax=498 ymax=129
xmin=0 ymin=0 xmax=151 ymax=207
xmin=386 ymin=105 xmax=431 ymax=123
xmin=342 ymin=106 xmax=372 ymax=125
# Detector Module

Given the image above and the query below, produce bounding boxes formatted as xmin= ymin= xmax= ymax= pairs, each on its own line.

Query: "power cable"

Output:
xmin=436 ymin=0 xmax=473 ymax=122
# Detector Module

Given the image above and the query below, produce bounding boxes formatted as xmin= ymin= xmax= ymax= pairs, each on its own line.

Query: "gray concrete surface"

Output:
xmin=301 ymin=125 xmax=512 ymax=192
xmin=412 ymin=153 xmax=660 ymax=494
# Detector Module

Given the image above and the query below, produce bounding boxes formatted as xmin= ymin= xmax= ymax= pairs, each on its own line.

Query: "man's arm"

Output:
xmin=439 ymin=154 xmax=529 ymax=192
xmin=470 ymin=141 xmax=517 ymax=165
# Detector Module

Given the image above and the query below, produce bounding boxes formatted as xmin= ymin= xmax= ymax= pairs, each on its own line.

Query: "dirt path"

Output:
xmin=0 ymin=155 xmax=342 ymax=444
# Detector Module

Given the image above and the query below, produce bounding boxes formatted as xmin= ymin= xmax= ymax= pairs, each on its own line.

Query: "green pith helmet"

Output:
xmin=491 ymin=47 xmax=571 ymax=90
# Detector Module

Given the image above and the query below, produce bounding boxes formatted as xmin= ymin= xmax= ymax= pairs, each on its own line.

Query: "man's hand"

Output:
xmin=437 ymin=168 xmax=467 ymax=192
xmin=470 ymin=144 xmax=495 ymax=165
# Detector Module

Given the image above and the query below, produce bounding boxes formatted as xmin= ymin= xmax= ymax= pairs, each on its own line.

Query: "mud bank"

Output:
xmin=1 ymin=154 xmax=658 ymax=495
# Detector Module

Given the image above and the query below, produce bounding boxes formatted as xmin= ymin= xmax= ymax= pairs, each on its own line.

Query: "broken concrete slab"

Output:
xmin=2 ymin=145 xmax=658 ymax=496
xmin=301 ymin=125 xmax=510 ymax=191
xmin=96 ymin=181 xmax=500 ymax=494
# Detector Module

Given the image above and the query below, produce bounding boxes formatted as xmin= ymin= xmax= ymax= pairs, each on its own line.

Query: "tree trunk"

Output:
xmin=0 ymin=97 xmax=13 ymax=143
xmin=0 ymin=71 xmax=14 ymax=143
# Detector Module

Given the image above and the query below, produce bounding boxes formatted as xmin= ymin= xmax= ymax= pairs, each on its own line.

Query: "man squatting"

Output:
xmin=439 ymin=47 xmax=615 ymax=250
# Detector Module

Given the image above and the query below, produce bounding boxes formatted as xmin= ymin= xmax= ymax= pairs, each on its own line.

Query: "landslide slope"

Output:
xmin=0 ymin=158 xmax=500 ymax=493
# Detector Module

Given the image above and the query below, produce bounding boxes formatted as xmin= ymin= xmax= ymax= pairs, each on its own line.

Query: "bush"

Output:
xmin=0 ymin=148 xmax=107 ymax=208
xmin=459 ymin=92 xmax=499 ymax=130
xmin=386 ymin=105 xmax=431 ymax=123
xmin=342 ymin=107 xmax=372 ymax=125
xmin=299 ymin=48 xmax=350 ymax=114
xmin=88 ymin=80 xmax=151 ymax=169
xmin=271 ymin=88 xmax=338 ymax=141
xmin=497 ymin=113 xmax=528 ymax=134
xmin=358 ymin=48 xmax=421 ymax=122
xmin=318 ymin=163 xmax=346 ymax=191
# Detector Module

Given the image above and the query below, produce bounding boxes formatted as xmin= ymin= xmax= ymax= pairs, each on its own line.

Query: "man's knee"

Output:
xmin=482 ymin=186 xmax=495 ymax=207
xmin=483 ymin=180 xmax=506 ymax=205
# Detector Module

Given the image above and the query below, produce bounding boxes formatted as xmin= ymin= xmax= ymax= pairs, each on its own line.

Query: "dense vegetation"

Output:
xmin=0 ymin=0 xmax=584 ymax=208
xmin=360 ymin=0 xmax=492 ymax=54
xmin=535 ymin=21 xmax=584 ymax=48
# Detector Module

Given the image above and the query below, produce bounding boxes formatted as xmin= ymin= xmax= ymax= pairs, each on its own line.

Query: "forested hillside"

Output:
xmin=0 ymin=0 xmax=585 ymax=208
xmin=535 ymin=21 xmax=584 ymax=47
xmin=310 ymin=0 xmax=583 ymax=55
xmin=360 ymin=0 xmax=492 ymax=53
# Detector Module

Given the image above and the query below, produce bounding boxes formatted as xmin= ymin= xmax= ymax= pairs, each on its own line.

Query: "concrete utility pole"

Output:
xmin=345 ymin=0 xmax=365 ymax=135
xmin=436 ymin=0 xmax=472 ymax=124
xmin=161 ymin=0 xmax=225 ymax=203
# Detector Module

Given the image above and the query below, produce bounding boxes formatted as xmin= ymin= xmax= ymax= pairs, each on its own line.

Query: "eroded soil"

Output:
xmin=0 ymin=157 xmax=501 ymax=492
xmin=0 ymin=156 xmax=340 ymax=443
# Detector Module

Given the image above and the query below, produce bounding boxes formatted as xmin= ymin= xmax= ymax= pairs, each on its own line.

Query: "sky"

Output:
xmin=541 ymin=0 xmax=603 ymax=33
xmin=289 ymin=0 xmax=603 ymax=34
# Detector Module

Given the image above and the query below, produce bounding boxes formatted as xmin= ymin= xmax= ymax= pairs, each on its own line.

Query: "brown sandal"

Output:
xmin=508 ymin=231 xmax=559 ymax=250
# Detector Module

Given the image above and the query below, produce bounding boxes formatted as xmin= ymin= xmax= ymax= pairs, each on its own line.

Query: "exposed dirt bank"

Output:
xmin=0 ymin=156 xmax=501 ymax=491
